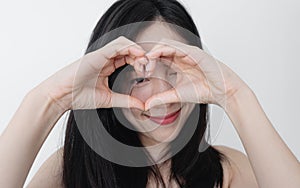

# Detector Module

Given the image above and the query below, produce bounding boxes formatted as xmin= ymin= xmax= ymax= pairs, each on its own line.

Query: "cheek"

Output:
xmin=121 ymin=108 xmax=139 ymax=122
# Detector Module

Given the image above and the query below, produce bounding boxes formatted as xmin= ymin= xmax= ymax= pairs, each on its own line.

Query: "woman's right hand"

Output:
xmin=37 ymin=36 xmax=146 ymax=111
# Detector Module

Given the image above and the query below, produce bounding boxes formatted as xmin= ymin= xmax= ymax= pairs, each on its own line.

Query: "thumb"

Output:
xmin=145 ymin=88 xmax=179 ymax=111
xmin=111 ymin=92 xmax=145 ymax=110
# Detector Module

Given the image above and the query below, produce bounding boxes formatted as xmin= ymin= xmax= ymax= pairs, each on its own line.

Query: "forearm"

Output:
xmin=0 ymin=87 xmax=65 ymax=188
xmin=225 ymin=88 xmax=300 ymax=188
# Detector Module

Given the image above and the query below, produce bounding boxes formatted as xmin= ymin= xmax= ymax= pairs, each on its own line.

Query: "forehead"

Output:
xmin=134 ymin=21 xmax=187 ymax=51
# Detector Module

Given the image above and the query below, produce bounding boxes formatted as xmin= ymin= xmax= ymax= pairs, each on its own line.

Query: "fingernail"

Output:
xmin=138 ymin=57 xmax=148 ymax=64
xmin=134 ymin=62 xmax=142 ymax=74
xmin=146 ymin=60 xmax=155 ymax=72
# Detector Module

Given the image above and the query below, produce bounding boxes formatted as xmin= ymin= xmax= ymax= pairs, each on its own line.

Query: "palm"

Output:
xmin=44 ymin=37 xmax=146 ymax=111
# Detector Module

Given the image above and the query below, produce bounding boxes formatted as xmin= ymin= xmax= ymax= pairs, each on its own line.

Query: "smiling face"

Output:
xmin=120 ymin=21 xmax=195 ymax=146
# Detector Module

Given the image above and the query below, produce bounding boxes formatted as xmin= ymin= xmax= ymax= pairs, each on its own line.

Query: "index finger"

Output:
xmin=86 ymin=36 xmax=146 ymax=72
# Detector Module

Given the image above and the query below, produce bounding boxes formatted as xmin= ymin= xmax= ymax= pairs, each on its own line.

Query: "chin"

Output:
xmin=143 ymin=125 xmax=181 ymax=144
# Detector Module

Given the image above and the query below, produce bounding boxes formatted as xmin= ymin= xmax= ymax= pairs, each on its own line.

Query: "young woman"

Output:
xmin=1 ymin=0 xmax=299 ymax=187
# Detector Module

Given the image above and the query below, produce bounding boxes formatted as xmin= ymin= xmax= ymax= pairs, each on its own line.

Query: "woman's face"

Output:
xmin=121 ymin=22 xmax=195 ymax=146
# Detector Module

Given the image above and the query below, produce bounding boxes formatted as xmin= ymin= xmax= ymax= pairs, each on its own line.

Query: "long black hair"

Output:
xmin=63 ymin=0 xmax=229 ymax=187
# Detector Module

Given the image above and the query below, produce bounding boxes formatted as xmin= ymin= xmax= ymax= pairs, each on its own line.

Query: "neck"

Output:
xmin=139 ymin=135 xmax=172 ymax=163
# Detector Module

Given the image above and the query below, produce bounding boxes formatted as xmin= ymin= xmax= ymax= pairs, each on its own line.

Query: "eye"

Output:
xmin=168 ymin=72 xmax=177 ymax=77
xmin=131 ymin=77 xmax=150 ymax=86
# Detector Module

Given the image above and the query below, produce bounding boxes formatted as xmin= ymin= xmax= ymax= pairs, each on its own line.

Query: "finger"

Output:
xmin=146 ymin=46 xmax=190 ymax=73
xmin=147 ymin=41 xmax=203 ymax=68
xmin=99 ymin=63 xmax=115 ymax=77
xmin=101 ymin=44 xmax=145 ymax=63
xmin=119 ymin=45 xmax=146 ymax=57
xmin=147 ymin=45 xmax=185 ymax=59
xmin=125 ymin=55 xmax=135 ymax=66
xmin=161 ymin=40 xmax=218 ymax=74
xmin=99 ymin=52 xmax=144 ymax=78
xmin=125 ymin=56 xmax=144 ymax=77
xmin=144 ymin=88 xmax=180 ymax=111
xmin=87 ymin=37 xmax=146 ymax=71
xmin=109 ymin=37 xmax=146 ymax=58
xmin=134 ymin=56 xmax=153 ymax=76
xmin=135 ymin=56 xmax=148 ymax=65
xmin=111 ymin=92 xmax=145 ymax=110
xmin=99 ymin=56 xmax=126 ymax=77
xmin=145 ymin=59 xmax=156 ymax=76
xmin=114 ymin=56 xmax=126 ymax=69
xmin=133 ymin=60 xmax=144 ymax=76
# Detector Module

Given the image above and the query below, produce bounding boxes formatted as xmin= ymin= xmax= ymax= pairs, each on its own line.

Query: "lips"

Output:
xmin=144 ymin=108 xmax=181 ymax=125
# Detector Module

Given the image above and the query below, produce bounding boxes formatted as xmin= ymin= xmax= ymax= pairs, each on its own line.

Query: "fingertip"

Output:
xmin=133 ymin=61 xmax=143 ymax=75
xmin=136 ymin=56 xmax=148 ymax=65
xmin=144 ymin=102 xmax=151 ymax=111
xmin=145 ymin=60 xmax=156 ymax=72
xmin=146 ymin=50 xmax=160 ymax=59
xmin=130 ymin=46 xmax=146 ymax=56
xmin=144 ymin=98 xmax=151 ymax=111
xmin=144 ymin=97 xmax=160 ymax=111
xmin=125 ymin=56 xmax=135 ymax=66
xmin=130 ymin=97 xmax=145 ymax=111
xmin=114 ymin=57 xmax=126 ymax=68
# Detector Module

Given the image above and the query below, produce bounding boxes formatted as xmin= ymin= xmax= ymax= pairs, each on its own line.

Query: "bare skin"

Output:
xmin=1 ymin=29 xmax=300 ymax=187
xmin=25 ymin=145 xmax=255 ymax=188
xmin=0 ymin=36 xmax=147 ymax=188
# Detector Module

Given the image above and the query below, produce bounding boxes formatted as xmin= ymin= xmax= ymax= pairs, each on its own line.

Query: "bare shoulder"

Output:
xmin=26 ymin=147 xmax=64 ymax=188
xmin=212 ymin=145 xmax=259 ymax=188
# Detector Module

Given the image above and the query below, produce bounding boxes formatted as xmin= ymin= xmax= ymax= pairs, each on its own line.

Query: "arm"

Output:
xmin=0 ymin=37 xmax=146 ymax=188
xmin=26 ymin=147 xmax=64 ymax=188
xmin=214 ymin=145 xmax=259 ymax=188
xmin=144 ymin=41 xmax=300 ymax=186
xmin=225 ymin=88 xmax=300 ymax=188
xmin=0 ymin=87 xmax=65 ymax=188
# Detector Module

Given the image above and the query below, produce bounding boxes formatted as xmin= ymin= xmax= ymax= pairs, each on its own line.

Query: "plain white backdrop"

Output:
xmin=0 ymin=0 xmax=299 ymax=186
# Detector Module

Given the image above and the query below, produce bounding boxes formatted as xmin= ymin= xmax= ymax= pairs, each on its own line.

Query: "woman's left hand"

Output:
xmin=144 ymin=39 xmax=250 ymax=110
xmin=143 ymin=40 xmax=300 ymax=188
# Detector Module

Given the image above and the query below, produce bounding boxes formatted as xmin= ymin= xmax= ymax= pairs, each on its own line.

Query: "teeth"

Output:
xmin=143 ymin=108 xmax=181 ymax=118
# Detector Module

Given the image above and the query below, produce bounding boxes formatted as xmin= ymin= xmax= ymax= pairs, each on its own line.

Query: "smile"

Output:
xmin=144 ymin=108 xmax=181 ymax=125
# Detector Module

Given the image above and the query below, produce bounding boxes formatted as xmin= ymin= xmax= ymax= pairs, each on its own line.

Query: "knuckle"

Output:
xmin=117 ymin=36 xmax=126 ymax=41
xmin=116 ymin=36 xmax=136 ymax=50
xmin=117 ymin=36 xmax=133 ymax=45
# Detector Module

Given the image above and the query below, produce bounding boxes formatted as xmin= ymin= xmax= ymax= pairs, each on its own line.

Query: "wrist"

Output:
xmin=223 ymin=87 xmax=256 ymax=114
xmin=32 ymin=79 xmax=73 ymax=112
xmin=28 ymin=85 xmax=68 ymax=117
xmin=221 ymin=87 xmax=260 ymax=132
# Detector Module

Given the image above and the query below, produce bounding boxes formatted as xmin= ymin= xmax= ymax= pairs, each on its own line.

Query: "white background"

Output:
xmin=0 ymin=0 xmax=299 ymax=186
